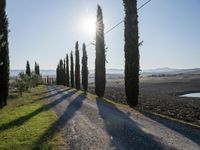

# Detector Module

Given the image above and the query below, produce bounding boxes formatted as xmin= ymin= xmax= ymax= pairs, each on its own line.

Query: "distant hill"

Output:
xmin=142 ymin=68 xmax=200 ymax=76
xmin=10 ymin=68 xmax=200 ymax=77
xmin=10 ymin=69 xmax=56 ymax=77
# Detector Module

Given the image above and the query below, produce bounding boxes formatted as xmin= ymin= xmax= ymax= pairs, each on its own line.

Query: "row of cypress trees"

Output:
xmin=56 ymin=42 xmax=88 ymax=93
xmin=56 ymin=2 xmax=140 ymax=107
xmin=0 ymin=0 xmax=10 ymax=109
xmin=56 ymin=5 xmax=106 ymax=98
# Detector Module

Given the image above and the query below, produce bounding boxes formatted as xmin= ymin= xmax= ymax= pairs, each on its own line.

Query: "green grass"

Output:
xmin=0 ymin=86 xmax=59 ymax=150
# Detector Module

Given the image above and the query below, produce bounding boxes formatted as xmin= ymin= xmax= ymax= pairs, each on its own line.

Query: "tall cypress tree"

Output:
xmin=35 ymin=62 xmax=37 ymax=74
xmin=66 ymin=54 xmax=70 ymax=87
xmin=95 ymin=5 xmax=106 ymax=98
xmin=63 ymin=59 xmax=66 ymax=86
xmin=35 ymin=62 xmax=40 ymax=75
xmin=56 ymin=65 xmax=59 ymax=85
xmin=123 ymin=0 xmax=139 ymax=107
xmin=70 ymin=51 xmax=74 ymax=88
xmin=75 ymin=41 xmax=80 ymax=90
xmin=26 ymin=61 xmax=31 ymax=76
xmin=0 ymin=0 xmax=9 ymax=108
xmin=59 ymin=59 xmax=64 ymax=86
xmin=56 ymin=63 xmax=61 ymax=85
xmin=37 ymin=63 xmax=40 ymax=75
xmin=82 ymin=43 xmax=88 ymax=93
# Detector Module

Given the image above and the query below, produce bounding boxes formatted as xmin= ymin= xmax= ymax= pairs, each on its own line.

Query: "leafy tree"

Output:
xmin=70 ymin=51 xmax=74 ymax=88
xmin=0 ymin=0 xmax=9 ymax=108
xmin=123 ymin=0 xmax=139 ymax=107
xmin=75 ymin=41 xmax=80 ymax=90
xmin=26 ymin=61 xmax=31 ymax=76
xmin=82 ymin=43 xmax=88 ymax=93
xmin=66 ymin=54 xmax=70 ymax=87
xmin=16 ymin=73 xmax=28 ymax=96
xmin=95 ymin=5 xmax=106 ymax=98
xmin=15 ymin=72 xmax=42 ymax=96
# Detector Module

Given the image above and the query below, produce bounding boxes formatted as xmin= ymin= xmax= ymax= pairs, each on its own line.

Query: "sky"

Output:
xmin=7 ymin=0 xmax=200 ymax=70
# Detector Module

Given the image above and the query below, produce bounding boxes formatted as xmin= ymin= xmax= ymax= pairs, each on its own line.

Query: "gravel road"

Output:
xmin=46 ymin=86 xmax=200 ymax=150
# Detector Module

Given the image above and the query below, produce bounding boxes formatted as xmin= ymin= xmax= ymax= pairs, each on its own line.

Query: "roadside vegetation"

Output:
xmin=0 ymin=86 xmax=59 ymax=149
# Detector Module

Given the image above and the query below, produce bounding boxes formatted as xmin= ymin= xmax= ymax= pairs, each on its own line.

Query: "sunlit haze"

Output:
xmin=80 ymin=15 xmax=96 ymax=37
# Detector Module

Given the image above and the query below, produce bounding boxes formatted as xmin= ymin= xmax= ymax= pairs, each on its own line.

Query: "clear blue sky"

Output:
xmin=7 ymin=0 xmax=200 ymax=70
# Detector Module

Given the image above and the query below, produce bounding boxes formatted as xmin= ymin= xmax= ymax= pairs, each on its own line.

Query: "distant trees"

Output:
xmin=35 ymin=62 xmax=40 ymax=75
xmin=26 ymin=61 xmax=31 ymax=76
xmin=0 ymin=0 xmax=10 ymax=108
xmin=16 ymin=72 xmax=42 ymax=96
xmin=95 ymin=5 xmax=106 ymax=98
xmin=66 ymin=54 xmax=70 ymax=87
xmin=14 ymin=61 xmax=42 ymax=96
xmin=123 ymin=0 xmax=139 ymax=107
xmin=70 ymin=51 xmax=74 ymax=88
xmin=75 ymin=41 xmax=80 ymax=90
xmin=82 ymin=43 xmax=88 ymax=93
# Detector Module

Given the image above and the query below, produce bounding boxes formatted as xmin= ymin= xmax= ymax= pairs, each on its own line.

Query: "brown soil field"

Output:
xmin=88 ymin=74 xmax=200 ymax=126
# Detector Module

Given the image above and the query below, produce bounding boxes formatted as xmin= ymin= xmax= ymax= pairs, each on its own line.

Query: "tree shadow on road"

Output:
xmin=34 ymin=86 xmax=58 ymax=96
xmin=0 ymin=89 xmax=76 ymax=133
xmin=96 ymin=98 xmax=174 ymax=150
xmin=31 ymin=87 xmax=72 ymax=104
xmin=33 ymin=93 xmax=86 ymax=149
xmin=141 ymin=112 xmax=200 ymax=146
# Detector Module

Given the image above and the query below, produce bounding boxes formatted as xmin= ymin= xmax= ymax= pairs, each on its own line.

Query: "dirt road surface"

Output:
xmin=44 ymin=86 xmax=200 ymax=150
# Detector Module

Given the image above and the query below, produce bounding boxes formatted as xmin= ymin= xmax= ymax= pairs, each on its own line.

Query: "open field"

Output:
xmin=0 ymin=86 xmax=59 ymax=150
xmin=88 ymin=74 xmax=200 ymax=126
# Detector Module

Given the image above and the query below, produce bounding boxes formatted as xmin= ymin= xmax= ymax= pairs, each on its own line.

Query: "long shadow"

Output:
xmin=34 ymin=87 xmax=59 ymax=96
xmin=0 ymin=90 xmax=76 ymax=133
xmin=32 ymin=87 xmax=72 ymax=103
xmin=33 ymin=93 xmax=86 ymax=149
xmin=96 ymin=98 xmax=174 ymax=150
xmin=142 ymin=112 xmax=200 ymax=146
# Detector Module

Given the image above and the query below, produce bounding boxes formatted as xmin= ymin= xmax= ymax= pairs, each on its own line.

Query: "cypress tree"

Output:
xmin=0 ymin=0 xmax=9 ymax=108
xmin=59 ymin=59 xmax=64 ymax=86
xmin=56 ymin=63 xmax=61 ymax=85
xmin=56 ymin=65 xmax=59 ymax=85
xmin=63 ymin=59 xmax=66 ymax=86
xmin=66 ymin=54 xmax=70 ymax=87
xmin=26 ymin=61 xmax=31 ymax=76
xmin=123 ymin=0 xmax=139 ymax=107
xmin=35 ymin=62 xmax=40 ymax=75
xmin=75 ymin=41 xmax=80 ymax=90
xmin=37 ymin=63 xmax=40 ymax=75
xmin=70 ymin=51 xmax=74 ymax=88
xmin=35 ymin=62 xmax=37 ymax=74
xmin=95 ymin=5 xmax=106 ymax=98
xmin=82 ymin=43 xmax=88 ymax=93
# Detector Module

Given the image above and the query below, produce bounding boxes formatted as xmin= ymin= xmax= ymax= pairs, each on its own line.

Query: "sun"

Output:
xmin=80 ymin=15 xmax=96 ymax=37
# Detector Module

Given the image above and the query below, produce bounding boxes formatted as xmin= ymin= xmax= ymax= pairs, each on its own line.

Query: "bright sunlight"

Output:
xmin=80 ymin=15 xmax=96 ymax=36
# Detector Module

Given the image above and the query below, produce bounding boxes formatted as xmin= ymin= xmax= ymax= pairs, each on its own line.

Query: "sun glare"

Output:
xmin=80 ymin=15 xmax=96 ymax=36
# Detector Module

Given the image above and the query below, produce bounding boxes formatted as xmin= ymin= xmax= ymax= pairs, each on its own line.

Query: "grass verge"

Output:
xmin=0 ymin=86 xmax=59 ymax=150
